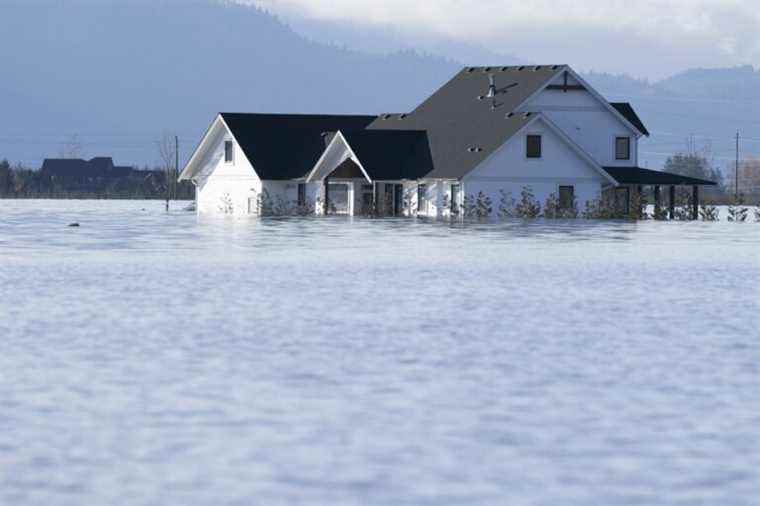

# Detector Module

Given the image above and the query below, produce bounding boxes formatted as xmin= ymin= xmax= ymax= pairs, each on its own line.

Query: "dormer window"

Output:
xmin=224 ymin=140 xmax=234 ymax=163
xmin=615 ymin=137 xmax=631 ymax=160
xmin=526 ymin=135 xmax=542 ymax=158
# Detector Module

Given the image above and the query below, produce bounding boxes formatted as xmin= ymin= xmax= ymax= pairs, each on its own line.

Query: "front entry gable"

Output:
xmin=305 ymin=131 xmax=372 ymax=183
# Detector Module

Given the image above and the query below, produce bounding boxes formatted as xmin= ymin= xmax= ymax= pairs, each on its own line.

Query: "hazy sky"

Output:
xmin=249 ymin=0 xmax=760 ymax=79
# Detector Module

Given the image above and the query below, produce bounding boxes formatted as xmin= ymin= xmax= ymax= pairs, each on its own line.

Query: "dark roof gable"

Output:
xmin=611 ymin=103 xmax=650 ymax=137
xmin=221 ymin=113 xmax=376 ymax=180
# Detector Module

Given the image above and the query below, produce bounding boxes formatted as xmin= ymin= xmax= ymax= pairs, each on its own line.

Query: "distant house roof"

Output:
xmin=221 ymin=113 xmax=376 ymax=180
xmin=603 ymin=166 xmax=716 ymax=186
xmin=610 ymin=103 xmax=650 ymax=137
xmin=40 ymin=157 xmax=133 ymax=178
xmin=368 ymin=65 xmax=566 ymax=179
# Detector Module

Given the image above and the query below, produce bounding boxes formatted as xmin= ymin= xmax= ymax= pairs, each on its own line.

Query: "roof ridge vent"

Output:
xmin=523 ymin=112 xmax=532 ymax=118
xmin=534 ymin=65 xmax=542 ymax=71
xmin=399 ymin=114 xmax=407 ymax=119
xmin=506 ymin=112 xmax=515 ymax=118
xmin=518 ymin=65 xmax=526 ymax=71
xmin=467 ymin=146 xmax=483 ymax=153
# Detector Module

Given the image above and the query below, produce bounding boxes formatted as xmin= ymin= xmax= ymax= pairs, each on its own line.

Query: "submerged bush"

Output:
xmin=727 ymin=199 xmax=749 ymax=222
xmin=218 ymin=193 xmax=234 ymax=214
xmin=582 ymin=197 xmax=619 ymax=220
xmin=515 ymin=186 xmax=541 ymax=218
xmin=630 ymin=189 xmax=649 ymax=220
xmin=543 ymin=192 xmax=560 ymax=219
xmin=475 ymin=192 xmax=492 ymax=219
xmin=699 ymin=205 xmax=719 ymax=221
xmin=544 ymin=192 xmax=580 ymax=219
xmin=498 ymin=190 xmax=516 ymax=219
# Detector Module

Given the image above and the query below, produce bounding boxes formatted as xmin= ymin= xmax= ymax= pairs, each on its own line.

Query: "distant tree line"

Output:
xmin=663 ymin=145 xmax=760 ymax=204
xmin=0 ymin=159 xmax=194 ymax=200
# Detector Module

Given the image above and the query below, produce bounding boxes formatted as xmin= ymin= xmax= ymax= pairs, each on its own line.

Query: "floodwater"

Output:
xmin=1 ymin=199 xmax=760 ymax=506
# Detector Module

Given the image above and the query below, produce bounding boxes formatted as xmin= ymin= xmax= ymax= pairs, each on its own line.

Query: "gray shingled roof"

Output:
xmin=367 ymin=65 xmax=566 ymax=179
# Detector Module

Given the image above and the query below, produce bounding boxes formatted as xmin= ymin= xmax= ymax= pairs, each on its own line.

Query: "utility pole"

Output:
xmin=175 ymin=135 xmax=179 ymax=202
xmin=735 ymin=131 xmax=740 ymax=201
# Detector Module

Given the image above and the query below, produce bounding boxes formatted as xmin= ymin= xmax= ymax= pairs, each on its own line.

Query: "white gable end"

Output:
xmin=180 ymin=115 xmax=262 ymax=215
xmin=462 ymin=116 xmax=611 ymax=212
xmin=517 ymin=71 xmax=640 ymax=167
xmin=467 ymin=117 xmax=608 ymax=183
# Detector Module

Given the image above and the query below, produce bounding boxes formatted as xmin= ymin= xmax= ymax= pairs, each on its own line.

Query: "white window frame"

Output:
xmin=224 ymin=140 xmax=235 ymax=164
xmin=615 ymin=136 xmax=631 ymax=161
xmin=526 ymin=134 xmax=542 ymax=160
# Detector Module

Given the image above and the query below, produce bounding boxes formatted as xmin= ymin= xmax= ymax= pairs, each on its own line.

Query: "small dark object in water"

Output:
xmin=68 ymin=223 xmax=80 ymax=227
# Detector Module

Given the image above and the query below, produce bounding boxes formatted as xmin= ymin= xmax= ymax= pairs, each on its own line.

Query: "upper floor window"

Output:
xmin=224 ymin=140 xmax=234 ymax=163
xmin=615 ymin=137 xmax=631 ymax=160
xmin=526 ymin=135 xmax=542 ymax=158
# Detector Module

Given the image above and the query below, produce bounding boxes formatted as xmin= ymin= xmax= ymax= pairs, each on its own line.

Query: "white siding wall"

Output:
xmin=195 ymin=129 xmax=261 ymax=216
xmin=518 ymin=73 xmax=639 ymax=167
xmin=460 ymin=118 xmax=606 ymax=215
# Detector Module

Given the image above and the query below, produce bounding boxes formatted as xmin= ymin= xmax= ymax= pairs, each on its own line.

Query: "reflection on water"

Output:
xmin=1 ymin=199 xmax=760 ymax=506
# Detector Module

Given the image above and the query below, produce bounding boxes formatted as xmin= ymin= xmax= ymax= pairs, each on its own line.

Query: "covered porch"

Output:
xmin=305 ymin=129 xmax=433 ymax=216
xmin=603 ymin=167 xmax=718 ymax=219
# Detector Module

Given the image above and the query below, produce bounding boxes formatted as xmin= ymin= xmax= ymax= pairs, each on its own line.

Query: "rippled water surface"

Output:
xmin=1 ymin=199 xmax=760 ymax=505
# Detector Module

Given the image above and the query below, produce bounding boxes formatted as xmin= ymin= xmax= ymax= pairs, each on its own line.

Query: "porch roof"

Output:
xmin=603 ymin=166 xmax=717 ymax=186
xmin=339 ymin=130 xmax=434 ymax=181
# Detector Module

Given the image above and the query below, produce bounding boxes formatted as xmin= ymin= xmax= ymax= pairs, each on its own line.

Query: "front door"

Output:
xmin=328 ymin=183 xmax=350 ymax=215
xmin=614 ymin=187 xmax=630 ymax=216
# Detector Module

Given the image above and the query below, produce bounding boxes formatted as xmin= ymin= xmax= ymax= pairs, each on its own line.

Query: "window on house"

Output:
xmin=526 ymin=135 xmax=542 ymax=158
xmin=224 ymin=140 xmax=234 ymax=163
xmin=417 ymin=184 xmax=427 ymax=213
xmin=297 ymin=183 xmax=306 ymax=207
xmin=559 ymin=185 xmax=574 ymax=210
xmin=615 ymin=137 xmax=631 ymax=160
xmin=451 ymin=184 xmax=460 ymax=211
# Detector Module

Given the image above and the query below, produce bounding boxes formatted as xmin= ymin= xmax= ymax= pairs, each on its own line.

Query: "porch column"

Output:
xmin=653 ymin=185 xmax=661 ymax=219
xmin=692 ymin=185 xmax=699 ymax=220
xmin=636 ymin=185 xmax=643 ymax=219
xmin=323 ymin=176 xmax=329 ymax=215
xmin=373 ymin=181 xmax=379 ymax=216
xmin=668 ymin=185 xmax=676 ymax=220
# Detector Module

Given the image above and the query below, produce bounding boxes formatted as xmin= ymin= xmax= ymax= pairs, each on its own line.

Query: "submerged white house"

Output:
xmin=179 ymin=65 xmax=715 ymax=218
